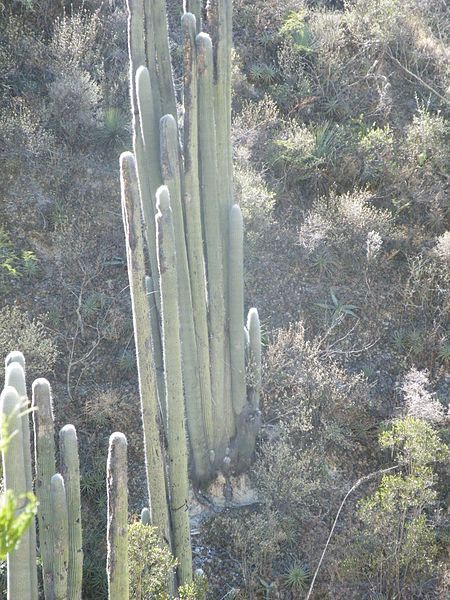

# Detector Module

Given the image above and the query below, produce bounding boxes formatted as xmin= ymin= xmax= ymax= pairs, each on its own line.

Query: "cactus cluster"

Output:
xmin=120 ymin=0 xmax=262 ymax=587
xmin=1 ymin=352 xmax=129 ymax=599
xmin=121 ymin=0 xmax=262 ymax=578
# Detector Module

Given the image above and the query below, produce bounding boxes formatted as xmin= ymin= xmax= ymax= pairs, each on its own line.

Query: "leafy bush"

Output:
xmin=343 ymin=417 xmax=448 ymax=598
xmin=128 ymin=522 xmax=176 ymax=599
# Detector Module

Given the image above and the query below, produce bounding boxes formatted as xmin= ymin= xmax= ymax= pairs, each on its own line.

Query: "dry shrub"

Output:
xmin=50 ymin=8 xmax=101 ymax=75
xmin=235 ymin=165 xmax=275 ymax=243
xmin=47 ymin=67 xmax=102 ymax=144
xmin=299 ymin=189 xmax=392 ymax=268
xmin=233 ymin=94 xmax=279 ymax=163
xmin=0 ymin=305 xmax=58 ymax=380
xmin=263 ymin=322 xmax=373 ymax=460
xmin=400 ymin=368 xmax=446 ymax=423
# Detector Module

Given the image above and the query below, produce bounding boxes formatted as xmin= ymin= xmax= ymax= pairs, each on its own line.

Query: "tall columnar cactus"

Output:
xmin=50 ymin=474 xmax=69 ymax=600
xmin=32 ymin=378 xmax=56 ymax=600
xmin=121 ymin=0 xmax=263 ymax=588
xmin=4 ymin=355 xmax=38 ymax=600
xmin=124 ymin=0 xmax=262 ymax=483
xmin=120 ymin=151 xmax=172 ymax=548
xmin=59 ymin=425 xmax=83 ymax=600
xmin=1 ymin=385 xmax=32 ymax=600
xmin=107 ymin=432 xmax=129 ymax=600
xmin=156 ymin=186 xmax=192 ymax=586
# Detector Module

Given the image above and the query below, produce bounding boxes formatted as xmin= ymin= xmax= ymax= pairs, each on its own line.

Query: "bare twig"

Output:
xmin=387 ymin=51 xmax=449 ymax=105
xmin=305 ymin=464 xmax=399 ymax=600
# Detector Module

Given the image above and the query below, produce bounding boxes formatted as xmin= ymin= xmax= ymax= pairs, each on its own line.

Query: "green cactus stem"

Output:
xmin=140 ymin=507 xmax=151 ymax=526
xmin=50 ymin=474 xmax=69 ymax=600
xmin=120 ymin=151 xmax=171 ymax=547
xmin=246 ymin=308 xmax=262 ymax=409
xmin=32 ymin=378 xmax=56 ymax=600
xmin=145 ymin=275 xmax=166 ymax=422
xmin=4 ymin=356 xmax=38 ymax=600
xmin=160 ymin=113 xmax=210 ymax=481
xmin=135 ymin=65 xmax=163 ymax=306
xmin=185 ymin=0 xmax=202 ymax=32
xmin=197 ymin=31 xmax=230 ymax=446
xmin=107 ymin=432 xmax=129 ymax=600
xmin=156 ymin=186 xmax=192 ymax=585
xmin=229 ymin=204 xmax=246 ymax=417
xmin=146 ymin=0 xmax=177 ymax=120
xmin=182 ymin=12 xmax=215 ymax=453
xmin=1 ymin=385 xmax=32 ymax=600
xmin=59 ymin=425 xmax=83 ymax=600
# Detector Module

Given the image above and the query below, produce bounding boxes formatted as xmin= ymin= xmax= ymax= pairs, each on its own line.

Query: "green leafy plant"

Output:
xmin=128 ymin=522 xmax=176 ymax=599
xmin=316 ymin=289 xmax=358 ymax=326
xmin=343 ymin=417 xmax=448 ymax=598
xmin=279 ymin=11 xmax=314 ymax=54
xmin=0 ymin=491 xmax=37 ymax=561
xmin=282 ymin=562 xmax=310 ymax=592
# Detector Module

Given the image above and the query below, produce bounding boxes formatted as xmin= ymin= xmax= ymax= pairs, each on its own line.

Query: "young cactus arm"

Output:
xmin=156 ymin=186 xmax=193 ymax=585
xmin=120 ymin=152 xmax=171 ymax=547
xmin=140 ymin=507 xmax=151 ymax=526
xmin=160 ymin=114 xmax=210 ymax=482
xmin=229 ymin=204 xmax=246 ymax=416
xmin=197 ymin=32 xmax=231 ymax=446
xmin=5 ymin=350 xmax=25 ymax=370
xmin=107 ymin=433 xmax=129 ymax=600
xmin=32 ymin=378 xmax=56 ymax=600
xmin=185 ymin=0 xmax=202 ymax=32
xmin=182 ymin=13 xmax=215 ymax=452
xmin=59 ymin=425 xmax=83 ymax=600
xmin=148 ymin=0 xmax=177 ymax=120
xmin=1 ymin=385 xmax=33 ymax=600
xmin=50 ymin=474 xmax=69 ymax=600
xmin=135 ymin=65 xmax=163 ymax=308
xmin=207 ymin=0 xmax=234 ymax=262
xmin=246 ymin=308 xmax=262 ymax=410
xmin=4 ymin=357 xmax=38 ymax=600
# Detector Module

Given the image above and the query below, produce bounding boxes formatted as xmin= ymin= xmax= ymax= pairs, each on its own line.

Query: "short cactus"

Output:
xmin=106 ymin=432 xmax=129 ymax=600
xmin=59 ymin=425 xmax=83 ymax=599
xmin=50 ymin=474 xmax=69 ymax=600
xmin=1 ymin=385 xmax=32 ymax=600
xmin=4 ymin=355 xmax=38 ymax=600
xmin=32 ymin=378 xmax=56 ymax=599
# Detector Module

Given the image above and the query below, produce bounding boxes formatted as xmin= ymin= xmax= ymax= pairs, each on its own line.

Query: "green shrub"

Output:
xmin=128 ymin=522 xmax=176 ymax=599
xmin=343 ymin=417 xmax=448 ymax=598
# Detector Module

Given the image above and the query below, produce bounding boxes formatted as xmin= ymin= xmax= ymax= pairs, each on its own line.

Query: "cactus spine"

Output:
xmin=1 ymin=385 xmax=32 ymax=600
xmin=59 ymin=425 xmax=83 ymax=600
xmin=107 ymin=432 xmax=129 ymax=600
xmin=4 ymin=355 xmax=38 ymax=600
xmin=50 ymin=474 xmax=69 ymax=600
xmin=32 ymin=378 xmax=56 ymax=600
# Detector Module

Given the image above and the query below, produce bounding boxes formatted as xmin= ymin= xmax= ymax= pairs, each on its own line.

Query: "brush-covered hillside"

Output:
xmin=0 ymin=0 xmax=448 ymax=598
